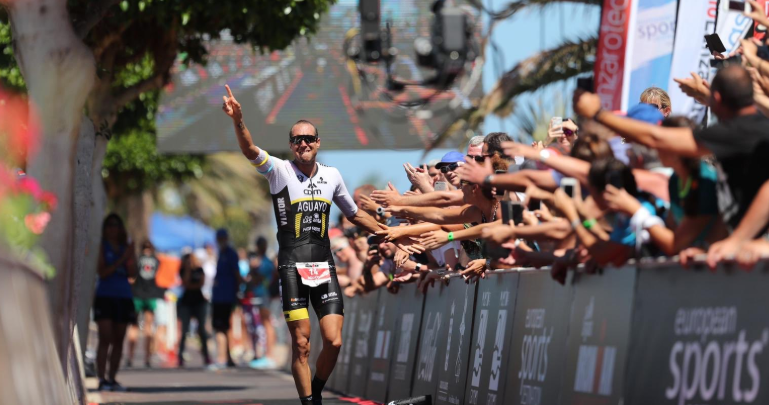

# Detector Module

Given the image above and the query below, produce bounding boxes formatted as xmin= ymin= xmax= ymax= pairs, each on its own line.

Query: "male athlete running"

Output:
xmin=221 ymin=85 xmax=385 ymax=405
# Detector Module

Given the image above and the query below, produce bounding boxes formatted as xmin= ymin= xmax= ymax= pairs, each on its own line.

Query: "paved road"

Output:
xmin=87 ymin=366 xmax=367 ymax=405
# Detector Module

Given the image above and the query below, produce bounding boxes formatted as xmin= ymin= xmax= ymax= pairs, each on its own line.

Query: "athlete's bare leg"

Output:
xmin=287 ymin=318 xmax=313 ymax=397
xmin=315 ymin=314 xmax=343 ymax=380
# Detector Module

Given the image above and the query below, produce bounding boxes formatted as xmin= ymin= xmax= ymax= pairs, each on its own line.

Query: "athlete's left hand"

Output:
xmin=419 ymin=230 xmax=449 ymax=250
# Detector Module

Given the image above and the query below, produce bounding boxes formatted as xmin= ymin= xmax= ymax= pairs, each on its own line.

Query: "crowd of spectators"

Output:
xmin=330 ymin=11 xmax=769 ymax=296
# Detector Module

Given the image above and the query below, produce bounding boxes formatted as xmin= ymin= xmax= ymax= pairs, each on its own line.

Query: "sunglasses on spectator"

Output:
xmin=440 ymin=162 xmax=462 ymax=173
xmin=563 ymin=129 xmax=577 ymax=137
xmin=466 ymin=154 xmax=486 ymax=163
xmin=290 ymin=135 xmax=319 ymax=145
xmin=333 ymin=247 xmax=344 ymax=254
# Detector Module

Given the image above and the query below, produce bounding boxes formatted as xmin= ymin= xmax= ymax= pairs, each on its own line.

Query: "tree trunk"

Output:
xmin=0 ymin=248 xmax=72 ymax=405
xmin=7 ymin=0 xmax=96 ymax=397
xmin=123 ymin=189 xmax=154 ymax=251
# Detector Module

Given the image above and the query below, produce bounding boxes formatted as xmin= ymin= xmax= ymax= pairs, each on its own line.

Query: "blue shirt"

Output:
xmin=251 ymin=254 xmax=275 ymax=298
xmin=95 ymin=241 xmax=133 ymax=299
xmin=212 ymin=246 xmax=240 ymax=303
xmin=668 ymin=162 xmax=719 ymax=224
xmin=609 ymin=200 xmax=658 ymax=247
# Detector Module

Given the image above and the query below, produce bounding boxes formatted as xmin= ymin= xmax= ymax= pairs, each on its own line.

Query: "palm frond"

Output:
xmin=428 ymin=36 xmax=597 ymax=151
xmin=467 ymin=0 xmax=601 ymax=19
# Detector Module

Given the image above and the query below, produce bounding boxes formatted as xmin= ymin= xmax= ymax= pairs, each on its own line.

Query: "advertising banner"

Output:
xmin=625 ymin=0 xmax=677 ymax=108
xmin=752 ymin=0 xmax=769 ymax=41
xmin=464 ymin=271 xmax=520 ymax=405
xmin=412 ymin=280 xmax=452 ymax=399
xmin=365 ymin=290 xmax=401 ymax=403
xmin=668 ymin=0 xmax=717 ymax=122
xmin=387 ymin=283 xmax=426 ymax=401
xmin=505 ymin=271 xmax=573 ymax=405
xmin=347 ymin=290 xmax=380 ymax=397
xmin=435 ymin=277 xmax=478 ymax=405
xmin=330 ymin=296 xmax=358 ymax=393
xmin=626 ymin=262 xmax=769 ymax=405
xmin=561 ymin=267 xmax=637 ymax=405
xmin=716 ymin=0 xmax=753 ymax=55
xmin=595 ymin=0 xmax=636 ymax=111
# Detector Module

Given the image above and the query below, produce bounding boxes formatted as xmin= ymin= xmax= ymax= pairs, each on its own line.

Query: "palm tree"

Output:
xmin=431 ymin=0 xmax=601 ymax=149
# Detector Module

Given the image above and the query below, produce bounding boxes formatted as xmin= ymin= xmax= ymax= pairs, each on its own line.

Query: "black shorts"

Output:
xmin=279 ymin=264 xmax=344 ymax=322
xmin=212 ymin=303 xmax=234 ymax=332
xmin=93 ymin=296 xmax=137 ymax=324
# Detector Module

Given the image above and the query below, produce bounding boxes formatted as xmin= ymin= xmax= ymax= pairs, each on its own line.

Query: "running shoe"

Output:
xmin=248 ymin=357 xmax=277 ymax=370
xmin=97 ymin=379 xmax=112 ymax=391
xmin=109 ymin=380 xmax=127 ymax=392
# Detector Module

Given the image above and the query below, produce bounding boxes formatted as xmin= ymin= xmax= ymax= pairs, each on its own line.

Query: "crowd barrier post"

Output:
xmin=347 ymin=289 xmax=381 ymax=397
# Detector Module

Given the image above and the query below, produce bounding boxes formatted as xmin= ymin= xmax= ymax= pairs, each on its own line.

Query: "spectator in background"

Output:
xmin=640 ymin=86 xmax=672 ymax=117
xmin=331 ymin=236 xmax=364 ymax=285
xmin=177 ymin=253 xmax=211 ymax=368
xmin=126 ymin=240 xmax=164 ymax=369
xmin=94 ymin=214 xmax=136 ymax=392
xmin=247 ymin=237 xmax=278 ymax=370
xmin=198 ymin=243 xmax=217 ymax=302
xmin=210 ymin=228 xmax=247 ymax=369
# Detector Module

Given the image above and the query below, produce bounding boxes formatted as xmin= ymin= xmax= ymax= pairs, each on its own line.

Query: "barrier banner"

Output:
xmin=412 ymin=279 xmax=452 ymax=399
xmin=716 ymin=0 xmax=752 ymax=55
xmin=387 ymin=282 xmax=426 ymax=401
xmin=347 ymin=290 xmax=380 ymax=397
xmin=435 ymin=277 xmax=478 ymax=405
xmin=465 ymin=271 xmax=520 ymax=405
xmin=505 ymin=271 xmax=573 ymax=405
xmin=365 ymin=289 xmax=401 ymax=403
xmin=330 ymin=295 xmax=359 ymax=393
xmin=594 ymin=0 xmax=635 ymax=111
xmin=560 ymin=267 xmax=637 ymax=405
xmin=626 ymin=262 xmax=769 ymax=405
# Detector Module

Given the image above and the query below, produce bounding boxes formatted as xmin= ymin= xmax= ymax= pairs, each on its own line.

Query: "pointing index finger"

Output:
xmin=225 ymin=84 xmax=234 ymax=99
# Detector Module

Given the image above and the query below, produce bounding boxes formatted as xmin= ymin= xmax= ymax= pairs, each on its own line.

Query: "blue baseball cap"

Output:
xmin=215 ymin=228 xmax=229 ymax=239
xmin=435 ymin=151 xmax=465 ymax=168
xmin=627 ymin=103 xmax=664 ymax=125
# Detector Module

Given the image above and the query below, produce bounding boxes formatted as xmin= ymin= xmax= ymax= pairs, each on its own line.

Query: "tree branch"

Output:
xmin=114 ymin=72 xmax=166 ymax=108
xmin=73 ymin=0 xmax=122 ymax=39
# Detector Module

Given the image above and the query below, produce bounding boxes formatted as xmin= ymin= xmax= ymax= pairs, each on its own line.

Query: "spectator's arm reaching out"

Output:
xmin=573 ymin=90 xmax=710 ymax=158
xmin=707 ymin=179 xmax=769 ymax=267
xmin=419 ymin=220 xmax=502 ymax=250
xmin=371 ymin=188 xmax=464 ymax=208
xmin=386 ymin=204 xmax=482 ymax=225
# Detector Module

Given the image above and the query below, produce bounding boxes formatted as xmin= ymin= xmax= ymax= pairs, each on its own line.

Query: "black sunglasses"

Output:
xmin=466 ymin=154 xmax=486 ymax=163
xmin=290 ymin=135 xmax=318 ymax=145
xmin=563 ymin=129 xmax=577 ymax=137
xmin=440 ymin=163 xmax=461 ymax=173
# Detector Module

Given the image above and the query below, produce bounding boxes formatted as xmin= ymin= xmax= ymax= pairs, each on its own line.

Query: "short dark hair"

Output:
xmin=484 ymin=132 xmax=512 ymax=156
xmin=289 ymin=119 xmax=319 ymax=138
xmin=588 ymin=158 xmax=638 ymax=196
xmin=711 ymin=65 xmax=754 ymax=110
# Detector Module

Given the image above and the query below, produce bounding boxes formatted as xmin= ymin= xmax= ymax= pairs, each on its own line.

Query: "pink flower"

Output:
xmin=39 ymin=191 xmax=58 ymax=211
xmin=24 ymin=211 xmax=51 ymax=235
xmin=0 ymin=91 xmax=39 ymax=165
xmin=15 ymin=176 xmax=43 ymax=199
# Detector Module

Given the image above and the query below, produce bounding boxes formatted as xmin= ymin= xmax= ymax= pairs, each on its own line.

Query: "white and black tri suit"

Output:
xmin=250 ymin=149 xmax=358 ymax=322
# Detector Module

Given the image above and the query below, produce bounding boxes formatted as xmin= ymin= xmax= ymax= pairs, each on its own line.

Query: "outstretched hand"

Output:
xmin=222 ymin=85 xmax=242 ymax=121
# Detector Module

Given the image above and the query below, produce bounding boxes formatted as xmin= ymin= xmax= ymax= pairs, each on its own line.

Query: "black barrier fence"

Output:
xmin=299 ymin=262 xmax=769 ymax=405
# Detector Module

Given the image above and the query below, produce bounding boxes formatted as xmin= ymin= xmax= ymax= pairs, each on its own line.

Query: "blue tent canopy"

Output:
xmin=150 ymin=213 xmax=215 ymax=254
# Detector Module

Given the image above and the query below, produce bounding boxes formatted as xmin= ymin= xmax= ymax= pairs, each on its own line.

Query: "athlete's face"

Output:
xmin=289 ymin=123 xmax=320 ymax=164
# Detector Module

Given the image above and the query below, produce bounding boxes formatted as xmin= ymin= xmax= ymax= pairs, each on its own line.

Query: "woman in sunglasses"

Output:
xmin=547 ymin=118 xmax=579 ymax=148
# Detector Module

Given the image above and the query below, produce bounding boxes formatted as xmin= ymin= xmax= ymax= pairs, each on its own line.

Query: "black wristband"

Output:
xmin=592 ymin=108 xmax=604 ymax=121
xmin=483 ymin=174 xmax=494 ymax=186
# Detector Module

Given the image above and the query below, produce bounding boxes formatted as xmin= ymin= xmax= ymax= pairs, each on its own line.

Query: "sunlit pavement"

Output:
xmin=86 ymin=365 xmax=370 ymax=405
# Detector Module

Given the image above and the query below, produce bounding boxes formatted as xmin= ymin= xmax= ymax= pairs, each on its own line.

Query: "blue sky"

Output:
xmin=321 ymin=1 xmax=600 ymax=220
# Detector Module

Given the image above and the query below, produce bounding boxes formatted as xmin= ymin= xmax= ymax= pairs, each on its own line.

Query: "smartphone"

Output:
xmin=495 ymin=170 xmax=506 ymax=196
xmin=561 ymin=177 xmax=578 ymax=198
xmin=576 ymin=76 xmax=594 ymax=92
xmin=512 ymin=202 xmax=524 ymax=224
xmin=704 ymin=34 xmax=727 ymax=53
xmin=434 ymin=181 xmax=448 ymax=191
xmin=729 ymin=0 xmax=748 ymax=11
xmin=550 ymin=116 xmax=563 ymax=132
xmin=528 ymin=197 xmax=542 ymax=211
xmin=367 ymin=235 xmax=382 ymax=246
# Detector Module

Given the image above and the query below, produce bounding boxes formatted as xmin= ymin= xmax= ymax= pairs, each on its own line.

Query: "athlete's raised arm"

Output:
xmin=222 ymin=84 xmax=260 ymax=160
